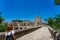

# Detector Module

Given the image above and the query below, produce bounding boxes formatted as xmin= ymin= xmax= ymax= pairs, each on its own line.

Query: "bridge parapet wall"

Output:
xmin=47 ymin=26 xmax=60 ymax=40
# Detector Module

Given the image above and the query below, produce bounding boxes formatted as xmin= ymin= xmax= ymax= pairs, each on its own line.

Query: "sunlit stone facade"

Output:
xmin=11 ymin=17 xmax=42 ymax=30
xmin=3 ymin=17 xmax=42 ymax=30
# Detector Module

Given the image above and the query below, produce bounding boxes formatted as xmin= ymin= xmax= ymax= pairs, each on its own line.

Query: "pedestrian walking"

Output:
xmin=4 ymin=23 xmax=16 ymax=40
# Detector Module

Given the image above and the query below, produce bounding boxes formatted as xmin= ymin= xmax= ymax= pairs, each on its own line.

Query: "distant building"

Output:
xmin=2 ymin=17 xmax=46 ymax=30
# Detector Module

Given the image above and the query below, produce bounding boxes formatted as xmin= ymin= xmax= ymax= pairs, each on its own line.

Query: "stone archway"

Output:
xmin=37 ymin=22 xmax=39 ymax=26
xmin=20 ymin=27 xmax=22 ymax=29
xmin=24 ymin=23 xmax=26 ymax=26
xmin=34 ymin=17 xmax=41 ymax=27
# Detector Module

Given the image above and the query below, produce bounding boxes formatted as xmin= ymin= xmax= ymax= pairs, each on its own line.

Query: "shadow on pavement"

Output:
xmin=15 ymin=27 xmax=41 ymax=39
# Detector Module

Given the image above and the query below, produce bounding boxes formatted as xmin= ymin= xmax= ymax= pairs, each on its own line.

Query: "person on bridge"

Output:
xmin=4 ymin=23 xmax=16 ymax=40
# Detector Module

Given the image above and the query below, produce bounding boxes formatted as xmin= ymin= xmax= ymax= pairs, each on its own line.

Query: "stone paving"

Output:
xmin=17 ymin=27 xmax=53 ymax=40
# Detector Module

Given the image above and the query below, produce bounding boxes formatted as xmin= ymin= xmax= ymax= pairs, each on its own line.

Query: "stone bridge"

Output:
xmin=17 ymin=27 xmax=53 ymax=40
xmin=0 ymin=26 xmax=60 ymax=40
xmin=0 ymin=26 xmax=41 ymax=40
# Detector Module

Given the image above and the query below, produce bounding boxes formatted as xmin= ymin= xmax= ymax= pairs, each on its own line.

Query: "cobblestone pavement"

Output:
xmin=17 ymin=27 xmax=53 ymax=40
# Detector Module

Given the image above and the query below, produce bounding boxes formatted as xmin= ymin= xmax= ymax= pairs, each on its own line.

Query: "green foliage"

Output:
xmin=55 ymin=0 xmax=60 ymax=5
xmin=0 ymin=12 xmax=6 ymax=32
xmin=0 ymin=24 xmax=7 ymax=32
xmin=45 ymin=14 xmax=60 ymax=30
xmin=0 ymin=12 xmax=4 ymax=24
xmin=12 ymin=20 xmax=23 ymax=22
xmin=45 ymin=17 xmax=54 ymax=27
xmin=0 ymin=16 xmax=4 ymax=24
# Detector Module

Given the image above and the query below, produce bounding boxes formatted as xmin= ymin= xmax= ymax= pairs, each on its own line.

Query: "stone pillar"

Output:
xmin=18 ymin=23 xmax=20 ymax=30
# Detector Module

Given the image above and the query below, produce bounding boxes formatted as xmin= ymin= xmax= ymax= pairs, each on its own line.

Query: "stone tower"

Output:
xmin=34 ymin=16 xmax=41 ymax=27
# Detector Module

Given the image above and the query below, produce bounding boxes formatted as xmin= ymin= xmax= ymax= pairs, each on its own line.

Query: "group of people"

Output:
xmin=4 ymin=23 xmax=16 ymax=40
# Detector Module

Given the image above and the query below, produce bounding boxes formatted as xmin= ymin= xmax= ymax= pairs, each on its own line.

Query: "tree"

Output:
xmin=0 ymin=12 xmax=4 ymax=24
xmin=54 ymin=14 xmax=60 ymax=29
xmin=0 ymin=24 xmax=6 ymax=32
xmin=12 ymin=20 xmax=23 ymax=22
xmin=55 ymin=0 xmax=60 ymax=5
xmin=44 ymin=14 xmax=60 ymax=30
xmin=45 ymin=17 xmax=54 ymax=27
xmin=0 ymin=12 xmax=6 ymax=32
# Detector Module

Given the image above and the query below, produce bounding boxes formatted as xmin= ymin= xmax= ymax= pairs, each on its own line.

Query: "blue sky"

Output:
xmin=0 ymin=0 xmax=60 ymax=22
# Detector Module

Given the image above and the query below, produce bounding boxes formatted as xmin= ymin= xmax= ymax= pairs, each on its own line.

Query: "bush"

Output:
xmin=0 ymin=24 xmax=7 ymax=32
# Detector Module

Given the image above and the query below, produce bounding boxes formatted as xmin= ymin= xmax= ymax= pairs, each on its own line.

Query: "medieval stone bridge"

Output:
xmin=0 ymin=26 xmax=60 ymax=40
xmin=16 ymin=27 xmax=53 ymax=40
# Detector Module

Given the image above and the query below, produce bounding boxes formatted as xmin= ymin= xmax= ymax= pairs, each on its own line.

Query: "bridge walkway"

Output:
xmin=17 ymin=27 xmax=53 ymax=40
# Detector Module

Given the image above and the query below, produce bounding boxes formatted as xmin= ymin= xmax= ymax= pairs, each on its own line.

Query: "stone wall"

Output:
xmin=0 ymin=26 xmax=41 ymax=40
xmin=48 ymin=26 xmax=60 ymax=40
